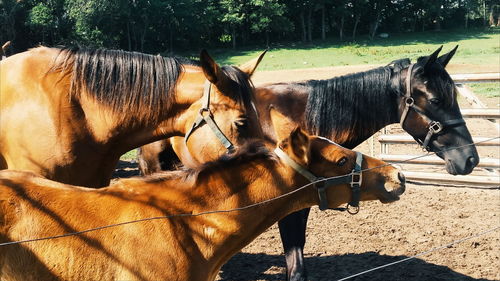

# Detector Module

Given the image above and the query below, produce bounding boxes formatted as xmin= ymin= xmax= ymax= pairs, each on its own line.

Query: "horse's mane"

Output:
xmin=304 ymin=59 xmax=410 ymax=141
xmin=52 ymin=47 xmax=255 ymax=125
xmin=53 ymin=47 xmax=183 ymax=124
xmin=218 ymin=65 xmax=256 ymax=112
xmin=143 ymin=140 xmax=275 ymax=184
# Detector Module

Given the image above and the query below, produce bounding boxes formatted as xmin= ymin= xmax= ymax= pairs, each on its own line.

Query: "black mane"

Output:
xmin=54 ymin=47 xmax=183 ymax=124
xmin=304 ymin=59 xmax=410 ymax=143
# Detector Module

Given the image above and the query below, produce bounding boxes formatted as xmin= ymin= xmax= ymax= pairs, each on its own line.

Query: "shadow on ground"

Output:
xmin=218 ymin=252 xmax=494 ymax=281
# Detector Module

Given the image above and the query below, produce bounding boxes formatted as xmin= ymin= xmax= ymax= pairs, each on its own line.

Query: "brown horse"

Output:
xmin=138 ymin=46 xmax=479 ymax=281
xmin=0 ymin=110 xmax=405 ymax=281
xmin=0 ymin=46 xmax=265 ymax=187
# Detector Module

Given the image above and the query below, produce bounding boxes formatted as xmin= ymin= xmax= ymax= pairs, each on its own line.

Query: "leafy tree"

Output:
xmin=248 ymin=0 xmax=291 ymax=46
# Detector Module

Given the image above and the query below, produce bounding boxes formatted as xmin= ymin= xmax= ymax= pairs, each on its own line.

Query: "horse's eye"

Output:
xmin=429 ymin=98 xmax=441 ymax=106
xmin=337 ymin=157 xmax=348 ymax=166
xmin=234 ymin=118 xmax=248 ymax=130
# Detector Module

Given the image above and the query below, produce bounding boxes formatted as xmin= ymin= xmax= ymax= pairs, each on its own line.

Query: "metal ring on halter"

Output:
xmin=405 ymin=97 xmax=414 ymax=106
xmin=346 ymin=204 xmax=360 ymax=215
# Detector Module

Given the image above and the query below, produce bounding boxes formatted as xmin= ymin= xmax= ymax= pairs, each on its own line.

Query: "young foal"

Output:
xmin=0 ymin=113 xmax=405 ymax=281
xmin=0 ymin=47 xmax=264 ymax=187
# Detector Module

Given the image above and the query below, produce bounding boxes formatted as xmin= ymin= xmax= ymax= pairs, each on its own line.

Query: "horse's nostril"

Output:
xmin=398 ymin=171 xmax=406 ymax=183
xmin=468 ymin=156 xmax=478 ymax=167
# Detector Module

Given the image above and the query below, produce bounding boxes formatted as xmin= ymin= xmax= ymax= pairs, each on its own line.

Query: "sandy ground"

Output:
xmin=114 ymin=64 xmax=500 ymax=281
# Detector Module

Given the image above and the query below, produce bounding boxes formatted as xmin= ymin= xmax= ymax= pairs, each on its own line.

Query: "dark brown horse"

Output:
xmin=0 ymin=46 xmax=265 ymax=188
xmin=0 ymin=110 xmax=405 ymax=281
xmin=138 ymin=46 xmax=479 ymax=281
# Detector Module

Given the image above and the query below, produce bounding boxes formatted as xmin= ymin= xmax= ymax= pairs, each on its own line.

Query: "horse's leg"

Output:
xmin=278 ymin=207 xmax=311 ymax=281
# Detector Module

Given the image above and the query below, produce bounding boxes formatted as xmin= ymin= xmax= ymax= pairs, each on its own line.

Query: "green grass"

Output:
xmin=198 ymin=28 xmax=499 ymax=71
xmin=469 ymin=82 xmax=500 ymax=98
xmin=120 ymin=149 xmax=137 ymax=161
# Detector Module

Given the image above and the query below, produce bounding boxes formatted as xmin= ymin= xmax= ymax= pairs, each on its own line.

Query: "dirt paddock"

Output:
xmin=114 ymin=65 xmax=500 ymax=281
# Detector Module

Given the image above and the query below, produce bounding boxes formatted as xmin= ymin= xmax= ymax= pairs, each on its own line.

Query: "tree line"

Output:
xmin=1 ymin=0 xmax=498 ymax=55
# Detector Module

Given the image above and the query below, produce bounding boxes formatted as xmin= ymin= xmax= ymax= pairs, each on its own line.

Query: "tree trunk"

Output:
xmin=489 ymin=7 xmax=495 ymax=26
xmin=465 ymin=7 xmax=469 ymax=29
xmin=232 ymin=26 xmax=236 ymax=49
xmin=169 ymin=23 xmax=173 ymax=54
xmin=411 ymin=14 xmax=417 ymax=32
xmin=435 ymin=4 xmax=442 ymax=31
xmin=300 ymin=11 xmax=306 ymax=42
xmin=483 ymin=0 xmax=487 ymax=27
xmin=307 ymin=6 xmax=313 ymax=42
xmin=339 ymin=15 xmax=344 ymax=41
xmin=140 ymin=20 xmax=148 ymax=52
xmin=352 ymin=14 xmax=360 ymax=40
xmin=370 ymin=11 xmax=381 ymax=40
xmin=321 ymin=5 xmax=326 ymax=40
xmin=127 ymin=21 xmax=132 ymax=51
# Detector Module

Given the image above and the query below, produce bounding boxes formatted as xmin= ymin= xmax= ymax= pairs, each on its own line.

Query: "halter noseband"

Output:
xmin=184 ymin=80 xmax=235 ymax=152
xmin=274 ymin=147 xmax=363 ymax=214
xmin=399 ymin=64 xmax=465 ymax=151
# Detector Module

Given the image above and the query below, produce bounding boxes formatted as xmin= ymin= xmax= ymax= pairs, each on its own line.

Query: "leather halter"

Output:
xmin=399 ymin=64 xmax=465 ymax=151
xmin=274 ymin=147 xmax=363 ymax=214
xmin=184 ymin=80 xmax=235 ymax=152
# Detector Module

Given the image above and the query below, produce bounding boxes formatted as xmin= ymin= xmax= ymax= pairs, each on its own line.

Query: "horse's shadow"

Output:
xmin=218 ymin=252 xmax=494 ymax=281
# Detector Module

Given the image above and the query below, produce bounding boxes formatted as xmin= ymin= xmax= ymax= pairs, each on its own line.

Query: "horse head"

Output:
xmin=181 ymin=50 xmax=266 ymax=164
xmin=397 ymin=46 xmax=479 ymax=175
xmin=271 ymin=109 xmax=405 ymax=209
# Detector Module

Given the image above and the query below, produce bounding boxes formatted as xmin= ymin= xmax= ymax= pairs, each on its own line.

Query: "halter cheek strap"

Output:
xmin=399 ymin=64 xmax=466 ymax=151
xmin=274 ymin=147 xmax=363 ymax=214
xmin=184 ymin=81 xmax=235 ymax=152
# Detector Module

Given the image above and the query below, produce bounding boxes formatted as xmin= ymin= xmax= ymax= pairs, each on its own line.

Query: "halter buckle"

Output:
xmin=428 ymin=121 xmax=443 ymax=134
xmin=350 ymin=171 xmax=362 ymax=187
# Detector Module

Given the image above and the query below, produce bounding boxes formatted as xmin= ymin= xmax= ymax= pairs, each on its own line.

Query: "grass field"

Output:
xmin=202 ymin=28 xmax=499 ymax=71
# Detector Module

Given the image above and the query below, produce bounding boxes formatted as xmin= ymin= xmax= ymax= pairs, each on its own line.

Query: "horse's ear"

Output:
xmin=271 ymin=107 xmax=310 ymax=164
xmin=270 ymin=106 xmax=297 ymax=142
xmin=423 ymin=45 xmax=443 ymax=71
xmin=287 ymin=127 xmax=311 ymax=165
xmin=200 ymin=49 xmax=222 ymax=84
xmin=239 ymin=50 xmax=267 ymax=77
xmin=437 ymin=45 xmax=458 ymax=68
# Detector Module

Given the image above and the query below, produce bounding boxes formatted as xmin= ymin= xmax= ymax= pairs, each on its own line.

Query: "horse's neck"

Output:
xmin=181 ymin=158 xmax=316 ymax=275
xmin=305 ymin=81 xmax=399 ymax=149
xmin=77 ymin=72 xmax=206 ymax=152
xmin=257 ymin=83 xmax=399 ymax=149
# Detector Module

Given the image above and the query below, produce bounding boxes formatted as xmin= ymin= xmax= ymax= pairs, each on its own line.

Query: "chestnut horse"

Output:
xmin=0 ymin=111 xmax=405 ymax=281
xmin=138 ymin=46 xmax=479 ymax=281
xmin=0 ymin=46 xmax=265 ymax=187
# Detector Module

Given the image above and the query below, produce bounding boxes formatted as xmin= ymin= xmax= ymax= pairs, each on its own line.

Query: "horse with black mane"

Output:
xmin=0 ymin=46 xmax=265 ymax=188
xmin=138 ymin=46 xmax=479 ymax=281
